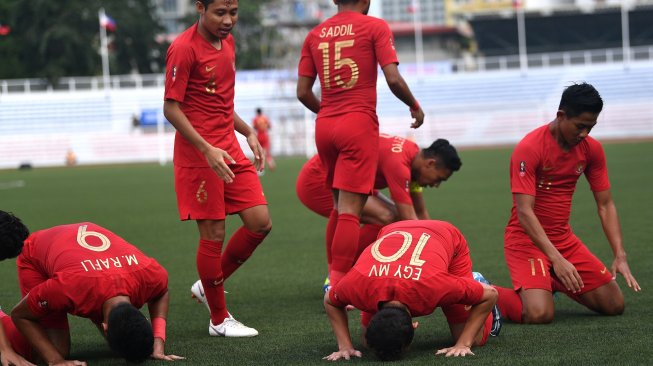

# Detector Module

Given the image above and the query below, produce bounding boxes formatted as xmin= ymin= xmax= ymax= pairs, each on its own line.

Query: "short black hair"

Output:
xmin=422 ymin=139 xmax=462 ymax=172
xmin=335 ymin=0 xmax=360 ymax=5
xmin=559 ymin=82 xmax=603 ymax=118
xmin=0 ymin=211 xmax=29 ymax=261
xmin=106 ymin=303 xmax=154 ymax=363
xmin=365 ymin=306 xmax=414 ymax=361
xmin=256 ymin=107 xmax=262 ymax=114
xmin=197 ymin=0 xmax=214 ymax=8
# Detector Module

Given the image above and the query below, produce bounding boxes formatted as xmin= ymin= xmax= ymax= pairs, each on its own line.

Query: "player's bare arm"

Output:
xmin=323 ymin=292 xmax=361 ymax=361
xmin=296 ymin=76 xmax=320 ymax=114
xmin=146 ymin=291 xmax=184 ymax=361
xmin=380 ymin=63 xmax=424 ymax=129
xmin=11 ymin=297 xmax=84 ymax=366
xmin=234 ymin=112 xmax=265 ymax=172
xmin=163 ymin=100 xmax=236 ymax=183
xmin=436 ymin=284 xmax=497 ymax=357
xmin=395 ymin=202 xmax=419 ymax=221
xmin=410 ymin=192 xmax=430 ymax=220
xmin=593 ymin=190 xmax=641 ymax=291
xmin=515 ymin=193 xmax=583 ymax=293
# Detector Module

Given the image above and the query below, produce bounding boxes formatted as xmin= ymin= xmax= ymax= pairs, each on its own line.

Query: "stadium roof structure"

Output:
xmin=468 ymin=4 xmax=653 ymax=56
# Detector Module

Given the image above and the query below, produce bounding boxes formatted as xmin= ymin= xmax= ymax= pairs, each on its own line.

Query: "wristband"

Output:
xmin=410 ymin=100 xmax=420 ymax=112
xmin=152 ymin=317 xmax=166 ymax=342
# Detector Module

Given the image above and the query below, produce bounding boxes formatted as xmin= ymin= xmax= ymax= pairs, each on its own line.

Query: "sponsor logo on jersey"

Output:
xmin=519 ymin=161 xmax=526 ymax=177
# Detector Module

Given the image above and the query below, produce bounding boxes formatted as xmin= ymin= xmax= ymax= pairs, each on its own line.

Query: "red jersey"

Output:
xmin=252 ymin=115 xmax=270 ymax=136
xmin=506 ymin=124 xmax=611 ymax=244
xmin=330 ymin=220 xmax=483 ymax=318
xmin=374 ymin=134 xmax=420 ymax=205
xmin=164 ymin=23 xmax=243 ymax=167
xmin=298 ymin=11 xmax=398 ymax=119
xmin=18 ymin=223 xmax=168 ymax=324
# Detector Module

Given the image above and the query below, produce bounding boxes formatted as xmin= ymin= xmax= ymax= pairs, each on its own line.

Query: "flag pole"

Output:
xmin=516 ymin=2 xmax=528 ymax=75
xmin=99 ymin=8 xmax=111 ymax=92
xmin=621 ymin=1 xmax=631 ymax=70
xmin=411 ymin=0 xmax=424 ymax=77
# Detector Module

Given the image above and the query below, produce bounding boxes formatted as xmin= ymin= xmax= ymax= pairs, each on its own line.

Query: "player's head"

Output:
xmin=196 ymin=0 xmax=238 ymax=40
xmin=106 ymin=303 xmax=154 ymax=363
xmin=559 ymin=82 xmax=603 ymax=118
xmin=0 ymin=210 xmax=29 ymax=261
xmin=334 ymin=0 xmax=371 ymax=15
xmin=556 ymin=83 xmax=603 ymax=146
xmin=365 ymin=305 xmax=414 ymax=361
xmin=256 ymin=107 xmax=262 ymax=115
xmin=414 ymin=139 xmax=461 ymax=188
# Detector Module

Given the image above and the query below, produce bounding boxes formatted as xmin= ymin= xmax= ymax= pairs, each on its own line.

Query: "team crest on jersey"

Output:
xmin=575 ymin=163 xmax=585 ymax=175
xmin=519 ymin=161 xmax=526 ymax=177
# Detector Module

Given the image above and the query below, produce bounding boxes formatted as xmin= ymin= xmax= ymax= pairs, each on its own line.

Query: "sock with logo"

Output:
xmin=221 ymin=226 xmax=268 ymax=280
xmin=197 ymin=238 xmax=229 ymax=324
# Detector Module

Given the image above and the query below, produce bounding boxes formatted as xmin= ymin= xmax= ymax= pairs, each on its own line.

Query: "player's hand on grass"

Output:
xmin=1 ymin=348 xmax=36 ymax=366
xmin=410 ymin=107 xmax=424 ymax=129
xmin=151 ymin=352 xmax=185 ymax=361
xmin=612 ymin=256 xmax=641 ymax=292
xmin=436 ymin=345 xmax=474 ymax=357
xmin=322 ymin=348 xmax=362 ymax=361
xmin=551 ymin=256 xmax=583 ymax=293
xmin=245 ymin=134 xmax=265 ymax=172
xmin=204 ymin=147 xmax=236 ymax=183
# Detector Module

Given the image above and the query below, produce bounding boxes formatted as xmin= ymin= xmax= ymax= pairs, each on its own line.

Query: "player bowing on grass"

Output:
xmin=164 ymin=0 xmax=271 ymax=338
xmin=297 ymin=0 xmax=424 ymax=291
xmin=324 ymin=220 xmax=501 ymax=361
xmin=0 ymin=211 xmax=183 ymax=365
xmin=494 ymin=83 xmax=640 ymax=325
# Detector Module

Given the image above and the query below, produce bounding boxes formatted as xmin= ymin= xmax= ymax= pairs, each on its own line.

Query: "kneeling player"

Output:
xmin=0 ymin=210 xmax=182 ymax=365
xmin=324 ymin=220 xmax=500 ymax=361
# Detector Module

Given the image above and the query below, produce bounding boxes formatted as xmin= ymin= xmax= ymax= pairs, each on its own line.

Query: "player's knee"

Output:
xmin=251 ymin=219 xmax=272 ymax=235
xmin=522 ymin=307 xmax=554 ymax=324
xmin=600 ymin=295 xmax=624 ymax=316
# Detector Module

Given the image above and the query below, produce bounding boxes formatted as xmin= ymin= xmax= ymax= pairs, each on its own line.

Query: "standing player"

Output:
xmin=0 ymin=211 xmax=182 ymax=364
xmin=163 ymin=0 xmax=272 ymax=337
xmin=252 ymin=108 xmax=276 ymax=171
xmin=324 ymin=220 xmax=500 ymax=361
xmin=494 ymin=83 xmax=640 ymax=325
xmin=297 ymin=0 xmax=425 ymax=290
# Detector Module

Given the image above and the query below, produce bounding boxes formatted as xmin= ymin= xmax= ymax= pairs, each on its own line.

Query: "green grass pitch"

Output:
xmin=0 ymin=141 xmax=651 ymax=365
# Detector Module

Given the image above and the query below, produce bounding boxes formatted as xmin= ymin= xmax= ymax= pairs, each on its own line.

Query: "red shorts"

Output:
xmin=0 ymin=311 xmax=33 ymax=359
xmin=174 ymin=159 xmax=267 ymax=220
xmin=257 ymin=133 xmax=270 ymax=151
xmin=296 ymin=160 xmax=332 ymax=218
xmin=315 ymin=112 xmax=378 ymax=195
xmin=504 ymin=234 xmax=613 ymax=295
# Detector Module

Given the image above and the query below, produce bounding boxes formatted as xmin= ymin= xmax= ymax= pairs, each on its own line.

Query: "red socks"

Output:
xmin=357 ymin=224 xmax=383 ymax=258
xmin=325 ymin=209 xmax=338 ymax=267
xmin=196 ymin=239 xmax=229 ymax=324
xmin=329 ymin=213 xmax=360 ymax=285
xmin=494 ymin=286 xmax=523 ymax=323
xmin=221 ymin=226 xmax=268 ymax=280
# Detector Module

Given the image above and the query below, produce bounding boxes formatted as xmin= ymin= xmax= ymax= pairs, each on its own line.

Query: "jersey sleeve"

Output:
xmin=510 ymin=141 xmax=540 ymax=196
xmin=298 ymin=34 xmax=317 ymax=78
xmin=373 ymin=20 xmax=399 ymax=67
xmin=26 ymin=279 xmax=74 ymax=320
xmin=585 ymin=139 xmax=611 ymax=192
xmin=164 ymin=41 xmax=194 ymax=102
xmin=384 ymin=163 xmax=412 ymax=205
xmin=328 ymin=288 xmax=348 ymax=308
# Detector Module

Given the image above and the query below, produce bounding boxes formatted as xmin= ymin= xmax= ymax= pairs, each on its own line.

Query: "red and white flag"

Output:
xmin=100 ymin=13 xmax=117 ymax=32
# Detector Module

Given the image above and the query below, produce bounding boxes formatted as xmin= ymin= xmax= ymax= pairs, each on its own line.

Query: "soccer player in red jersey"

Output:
xmin=296 ymin=0 xmax=425 ymax=289
xmin=494 ymin=83 xmax=641 ymax=325
xmin=252 ymin=108 xmax=276 ymax=171
xmin=298 ymin=135 xmax=461 ymax=277
xmin=324 ymin=220 xmax=499 ymax=361
xmin=1 ymin=310 xmax=34 ymax=366
xmin=163 ymin=0 xmax=271 ymax=337
xmin=0 ymin=211 xmax=182 ymax=365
